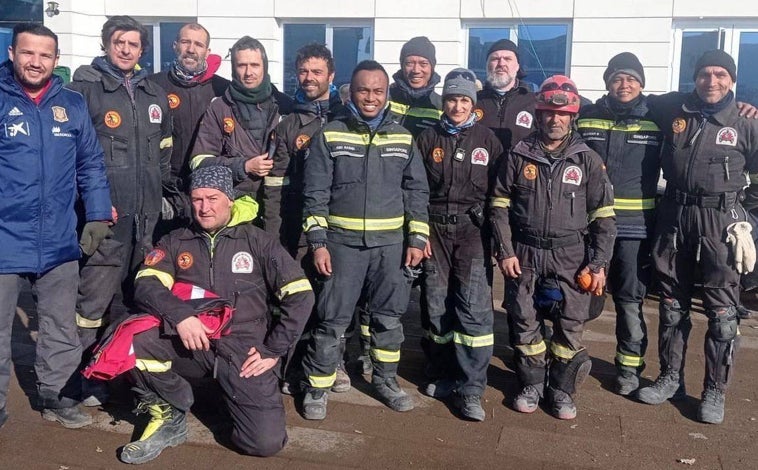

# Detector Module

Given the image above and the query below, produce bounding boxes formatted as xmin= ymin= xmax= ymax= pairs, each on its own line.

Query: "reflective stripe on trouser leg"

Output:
xmin=614 ymin=302 xmax=647 ymax=370
xmin=365 ymin=243 xmax=409 ymax=379
xmin=302 ymin=242 xmax=370 ymax=388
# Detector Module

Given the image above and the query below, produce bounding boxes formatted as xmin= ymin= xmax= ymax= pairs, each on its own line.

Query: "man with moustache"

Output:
xmin=299 ymin=60 xmax=429 ymax=420
xmin=0 ymin=23 xmax=112 ymax=428
xmin=149 ymin=23 xmax=228 ymax=222
xmin=69 ymin=15 xmax=174 ymax=407
xmin=190 ymin=36 xmax=293 ymax=209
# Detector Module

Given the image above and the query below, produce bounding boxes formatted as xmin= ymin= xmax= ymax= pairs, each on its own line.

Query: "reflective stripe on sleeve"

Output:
xmin=408 ymin=220 xmax=430 ymax=236
xmin=490 ymin=196 xmax=511 ymax=209
xmin=135 ymin=268 xmax=175 ymax=290
xmin=303 ymin=215 xmax=329 ymax=232
xmin=327 ymin=215 xmax=405 ymax=231
xmin=189 ymin=154 xmax=214 ymax=170
xmin=263 ymin=176 xmax=291 ymax=187
xmin=360 ymin=324 xmax=370 ymax=337
xmin=277 ymin=278 xmax=312 ymax=300
xmin=159 ymin=136 xmax=173 ymax=149
xmin=76 ymin=313 xmax=103 ymax=328
xmin=588 ymin=205 xmax=615 ymax=222
xmin=136 ymin=359 xmax=172 ymax=373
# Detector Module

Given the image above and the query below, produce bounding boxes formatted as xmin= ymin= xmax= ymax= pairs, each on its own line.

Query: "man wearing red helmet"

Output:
xmin=490 ymin=75 xmax=616 ymax=420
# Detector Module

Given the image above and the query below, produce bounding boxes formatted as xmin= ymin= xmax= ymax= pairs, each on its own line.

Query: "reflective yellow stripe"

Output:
xmin=588 ymin=205 xmax=615 ymax=222
xmin=76 ymin=313 xmax=103 ymax=328
xmin=614 ymin=198 xmax=655 ymax=211
xmin=550 ymin=342 xmax=579 ymax=360
xmin=277 ymin=278 xmax=312 ymax=300
xmin=616 ymin=352 xmax=644 ymax=368
xmin=576 ymin=118 xmax=660 ymax=132
xmin=373 ymin=134 xmax=413 ymax=146
xmin=408 ymin=220 xmax=430 ymax=236
xmin=515 ymin=340 xmax=547 ymax=356
xmin=135 ymin=268 xmax=175 ymax=290
xmin=324 ymin=131 xmax=370 ymax=146
xmin=308 ymin=372 xmax=337 ymax=388
xmin=360 ymin=324 xmax=370 ymax=337
xmin=427 ymin=330 xmax=454 ymax=344
xmin=371 ymin=348 xmax=400 ymax=363
xmin=491 ymin=196 xmax=510 ymax=208
xmin=136 ymin=359 xmax=172 ymax=372
xmin=389 ymin=101 xmax=443 ymax=120
xmin=159 ymin=136 xmax=173 ymax=149
xmin=189 ymin=154 xmax=214 ymax=170
xmin=263 ymin=176 xmax=290 ymax=187
xmin=453 ymin=331 xmax=494 ymax=348
xmin=327 ymin=215 xmax=404 ymax=231
xmin=303 ymin=215 xmax=328 ymax=232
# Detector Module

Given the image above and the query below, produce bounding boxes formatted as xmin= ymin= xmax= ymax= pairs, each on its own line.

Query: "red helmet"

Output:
xmin=535 ymin=75 xmax=580 ymax=114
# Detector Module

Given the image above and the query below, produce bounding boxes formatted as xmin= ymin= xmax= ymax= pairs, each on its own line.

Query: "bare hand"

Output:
xmin=240 ymin=347 xmax=279 ymax=378
xmin=176 ymin=316 xmax=214 ymax=351
xmin=405 ymin=247 xmax=424 ymax=267
xmin=423 ymin=240 xmax=433 ymax=259
xmin=737 ymin=101 xmax=758 ymax=119
xmin=580 ymin=266 xmax=606 ymax=295
xmin=498 ymin=256 xmax=521 ymax=278
xmin=313 ymin=246 xmax=332 ymax=276
xmin=244 ymin=153 xmax=274 ymax=177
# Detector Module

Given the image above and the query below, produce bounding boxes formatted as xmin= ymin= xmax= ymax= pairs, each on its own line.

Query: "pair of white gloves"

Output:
xmin=726 ymin=221 xmax=756 ymax=274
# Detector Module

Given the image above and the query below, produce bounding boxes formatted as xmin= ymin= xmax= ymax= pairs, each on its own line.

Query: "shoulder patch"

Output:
xmin=474 ymin=108 xmax=484 ymax=121
xmin=104 ymin=110 xmax=121 ymax=128
xmin=523 ymin=163 xmax=537 ymax=180
xmin=144 ymin=249 xmax=166 ymax=266
xmin=177 ymin=252 xmax=194 ymax=270
xmin=672 ymin=117 xmax=686 ymax=134
xmin=167 ymin=93 xmax=181 ymax=109
xmin=223 ymin=117 xmax=235 ymax=134
xmin=295 ymin=134 xmax=311 ymax=150
xmin=432 ymin=147 xmax=444 ymax=163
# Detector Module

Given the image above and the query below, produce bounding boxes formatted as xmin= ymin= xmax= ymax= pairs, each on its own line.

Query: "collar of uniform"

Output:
xmin=514 ymin=132 xmax=591 ymax=164
xmin=597 ymin=93 xmax=650 ymax=121
xmin=681 ymin=92 xmax=740 ymax=127
xmin=480 ymin=80 xmax=531 ymax=99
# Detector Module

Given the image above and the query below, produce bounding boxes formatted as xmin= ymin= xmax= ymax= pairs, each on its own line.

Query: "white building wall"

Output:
xmin=41 ymin=0 xmax=758 ymax=101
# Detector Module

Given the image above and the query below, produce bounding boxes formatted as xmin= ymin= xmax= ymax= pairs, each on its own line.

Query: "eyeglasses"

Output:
xmin=446 ymin=70 xmax=477 ymax=83
xmin=540 ymin=81 xmax=578 ymax=94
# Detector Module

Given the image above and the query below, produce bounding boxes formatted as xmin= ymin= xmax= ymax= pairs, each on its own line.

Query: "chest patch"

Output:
xmin=5 ymin=121 xmax=30 ymax=137
xmin=51 ymin=106 xmax=68 ymax=123
xmin=167 ymin=94 xmax=181 ymax=109
xmin=523 ymin=163 xmax=537 ymax=180
xmin=432 ymin=147 xmax=444 ymax=163
xmin=672 ymin=117 xmax=686 ymax=134
xmin=516 ymin=111 xmax=533 ymax=128
xmin=232 ymin=251 xmax=253 ymax=273
xmin=223 ymin=117 xmax=235 ymax=134
xmin=144 ymin=249 xmax=165 ymax=266
xmin=474 ymin=108 xmax=484 ymax=121
xmin=177 ymin=252 xmax=194 ymax=270
xmin=716 ymin=127 xmax=737 ymax=146
xmin=148 ymin=104 xmax=162 ymax=124
xmin=295 ymin=134 xmax=311 ymax=150
xmin=471 ymin=147 xmax=489 ymax=165
xmin=562 ymin=165 xmax=583 ymax=186
xmin=104 ymin=110 xmax=121 ymax=129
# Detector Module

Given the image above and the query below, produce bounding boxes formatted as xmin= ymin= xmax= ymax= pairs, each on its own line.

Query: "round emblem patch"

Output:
xmin=672 ymin=117 xmax=686 ymax=134
xmin=523 ymin=163 xmax=537 ymax=180
xmin=144 ymin=249 xmax=165 ymax=266
xmin=232 ymin=251 xmax=254 ymax=273
xmin=432 ymin=147 xmax=444 ymax=163
xmin=167 ymin=93 xmax=181 ymax=109
xmin=223 ymin=117 xmax=235 ymax=134
xmin=474 ymin=108 xmax=484 ymax=121
xmin=177 ymin=252 xmax=194 ymax=270
xmin=295 ymin=134 xmax=311 ymax=150
xmin=471 ymin=147 xmax=489 ymax=165
xmin=104 ymin=110 xmax=121 ymax=129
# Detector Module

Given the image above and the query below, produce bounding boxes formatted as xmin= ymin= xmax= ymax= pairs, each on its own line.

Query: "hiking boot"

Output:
xmin=302 ymin=388 xmax=328 ymax=420
xmin=513 ymin=384 xmax=543 ymax=414
xmin=455 ymin=394 xmax=485 ymax=422
xmin=0 ymin=406 xmax=7 ymax=429
xmin=372 ymin=377 xmax=414 ymax=412
xmin=422 ymin=378 xmax=457 ymax=398
xmin=120 ymin=401 xmax=187 ymax=464
xmin=357 ymin=352 xmax=372 ymax=375
xmin=547 ymin=387 xmax=577 ymax=420
xmin=614 ymin=369 xmax=640 ymax=396
xmin=81 ymin=378 xmax=109 ymax=407
xmin=42 ymin=405 xmax=93 ymax=429
xmin=637 ymin=369 xmax=682 ymax=405
xmin=332 ymin=363 xmax=351 ymax=393
xmin=698 ymin=386 xmax=726 ymax=424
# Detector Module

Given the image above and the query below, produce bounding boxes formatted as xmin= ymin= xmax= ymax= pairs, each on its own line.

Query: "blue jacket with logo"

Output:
xmin=0 ymin=60 xmax=112 ymax=274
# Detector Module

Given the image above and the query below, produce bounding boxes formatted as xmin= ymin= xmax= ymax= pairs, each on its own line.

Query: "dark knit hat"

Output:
xmin=693 ymin=49 xmax=737 ymax=82
xmin=399 ymin=36 xmax=436 ymax=67
xmin=190 ymin=166 xmax=235 ymax=201
xmin=486 ymin=39 xmax=519 ymax=62
xmin=603 ymin=52 xmax=645 ymax=88
xmin=442 ymin=68 xmax=478 ymax=104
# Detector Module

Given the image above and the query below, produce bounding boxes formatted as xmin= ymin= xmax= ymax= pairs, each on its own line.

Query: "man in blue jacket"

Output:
xmin=0 ymin=23 xmax=112 ymax=429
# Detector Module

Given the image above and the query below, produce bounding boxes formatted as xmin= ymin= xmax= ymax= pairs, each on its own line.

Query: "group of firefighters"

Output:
xmin=2 ymin=15 xmax=758 ymax=465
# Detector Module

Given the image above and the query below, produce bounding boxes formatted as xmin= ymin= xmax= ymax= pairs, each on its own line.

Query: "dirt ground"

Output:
xmin=1 ymin=279 xmax=758 ymax=469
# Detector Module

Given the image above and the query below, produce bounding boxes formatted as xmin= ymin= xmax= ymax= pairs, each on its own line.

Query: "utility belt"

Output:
xmin=665 ymin=187 xmax=740 ymax=209
xmin=515 ymin=231 xmax=582 ymax=250
xmin=429 ymin=203 xmax=485 ymax=227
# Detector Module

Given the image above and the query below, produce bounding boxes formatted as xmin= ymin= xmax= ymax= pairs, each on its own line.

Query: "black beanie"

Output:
xmin=400 ymin=36 xmax=436 ymax=67
xmin=693 ymin=49 xmax=737 ymax=82
xmin=603 ymin=52 xmax=645 ymax=88
xmin=486 ymin=39 xmax=519 ymax=62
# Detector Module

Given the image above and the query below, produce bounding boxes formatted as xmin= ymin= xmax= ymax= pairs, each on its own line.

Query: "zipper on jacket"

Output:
xmin=685 ymin=116 xmax=707 ymax=191
xmin=36 ymin=106 xmax=44 ymax=272
xmin=132 ymin=100 xmax=142 ymax=224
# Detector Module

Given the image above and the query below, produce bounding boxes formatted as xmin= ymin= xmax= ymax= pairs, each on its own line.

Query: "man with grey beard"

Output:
xmin=474 ymin=39 xmax=536 ymax=153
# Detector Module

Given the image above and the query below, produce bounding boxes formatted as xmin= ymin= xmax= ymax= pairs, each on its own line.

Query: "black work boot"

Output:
xmin=698 ymin=385 xmax=726 ymax=424
xmin=372 ymin=376 xmax=414 ymax=412
xmin=42 ymin=405 xmax=93 ymax=429
xmin=120 ymin=400 xmax=188 ymax=464
xmin=614 ymin=366 xmax=640 ymax=396
xmin=637 ymin=368 xmax=685 ymax=404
